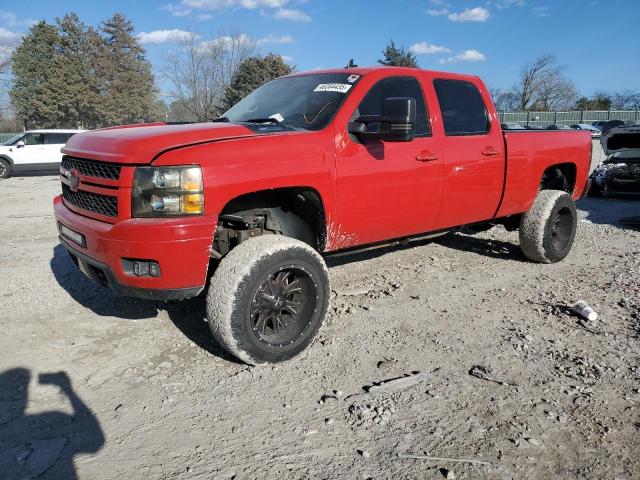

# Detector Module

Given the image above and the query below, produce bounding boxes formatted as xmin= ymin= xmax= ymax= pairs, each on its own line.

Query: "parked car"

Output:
xmin=570 ymin=124 xmax=601 ymax=137
xmin=592 ymin=120 xmax=625 ymax=133
xmin=547 ymin=124 xmax=573 ymax=130
xmin=525 ymin=124 xmax=546 ymax=130
xmin=501 ymin=123 xmax=526 ymax=130
xmin=0 ymin=129 xmax=84 ymax=178
xmin=54 ymin=66 xmax=592 ymax=364
xmin=590 ymin=125 xmax=640 ymax=196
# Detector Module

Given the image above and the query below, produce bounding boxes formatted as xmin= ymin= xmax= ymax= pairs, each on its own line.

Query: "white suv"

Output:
xmin=0 ymin=129 xmax=85 ymax=178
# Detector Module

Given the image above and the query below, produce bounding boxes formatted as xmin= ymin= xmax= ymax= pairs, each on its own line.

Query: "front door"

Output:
xmin=333 ymin=75 xmax=444 ymax=249
xmin=10 ymin=132 xmax=47 ymax=167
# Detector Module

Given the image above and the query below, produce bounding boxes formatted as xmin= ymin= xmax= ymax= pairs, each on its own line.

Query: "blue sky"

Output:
xmin=1 ymin=0 xmax=639 ymax=96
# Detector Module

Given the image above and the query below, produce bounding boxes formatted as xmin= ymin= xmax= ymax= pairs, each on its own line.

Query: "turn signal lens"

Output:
xmin=182 ymin=194 xmax=204 ymax=214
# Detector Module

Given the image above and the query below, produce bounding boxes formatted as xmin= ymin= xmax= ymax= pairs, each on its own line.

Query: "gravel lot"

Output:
xmin=1 ymin=147 xmax=639 ymax=479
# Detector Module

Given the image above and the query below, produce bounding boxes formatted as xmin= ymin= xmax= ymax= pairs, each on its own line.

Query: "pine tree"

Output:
xmin=10 ymin=21 xmax=62 ymax=128
xmin=223 ymin=54 xmax=294 ymax=110
xmin=377 ymin=40 xmax=418 ymax=68
xmin=96 ymin=13 xmax=161 ymax=125
xmin=53 ymin=13 xmax=102 ymax=128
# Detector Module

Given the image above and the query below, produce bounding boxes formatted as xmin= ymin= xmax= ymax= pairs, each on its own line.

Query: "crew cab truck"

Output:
xmin=53 ymin=67 xmax=592 ymax=364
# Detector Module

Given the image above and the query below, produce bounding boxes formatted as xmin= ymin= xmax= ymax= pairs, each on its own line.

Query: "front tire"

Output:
xmin=519 ymin=190 xmax=577 ymax=263
xmin=206 ymin=235 xmax=330 ymax=365
xmin=0 ymin=159 xmax=11 ymax=179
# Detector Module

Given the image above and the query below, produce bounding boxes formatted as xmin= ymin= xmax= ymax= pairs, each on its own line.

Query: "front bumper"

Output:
xmin=54 ymin=195 xmax=217 ymax=300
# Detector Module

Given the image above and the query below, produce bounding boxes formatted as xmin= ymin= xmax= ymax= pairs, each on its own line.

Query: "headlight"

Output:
xmin=132 ymin=166 xmax=204 ymax=217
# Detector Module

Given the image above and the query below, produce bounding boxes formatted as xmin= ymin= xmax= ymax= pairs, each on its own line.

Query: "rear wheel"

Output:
xmin=0 ymin=159 xmax=11 ymax=179
xmin=519 ymin=190 xmax=577 ymax=263
xmin=206 ymin=235 xmax=330 ymax=365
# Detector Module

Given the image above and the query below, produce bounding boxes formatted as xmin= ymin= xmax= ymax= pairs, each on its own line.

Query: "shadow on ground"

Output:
xmin=0 ymin=368 xmax=104 ymax=480
xmin=50 ymin=244 xmax=239 ymax=362
xmin=578 ymin=197 xmax=640 ymax=230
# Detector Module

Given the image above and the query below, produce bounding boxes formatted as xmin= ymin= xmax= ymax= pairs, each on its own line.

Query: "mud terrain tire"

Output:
xmin=206 ymin=235 xmax=330 ymax=365
xmin=519 ymin=189 xmax=577 ymax=263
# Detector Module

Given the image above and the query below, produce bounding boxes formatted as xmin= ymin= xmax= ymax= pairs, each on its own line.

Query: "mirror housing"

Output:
xmin=16 ymin=140 xmax=25 ymax=148
xmin=380 ymin=97 xmax=416 ymax=142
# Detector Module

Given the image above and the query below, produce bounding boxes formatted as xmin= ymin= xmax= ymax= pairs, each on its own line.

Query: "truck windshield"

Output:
xmin=222 ymin=73 xmax=360 ymax=131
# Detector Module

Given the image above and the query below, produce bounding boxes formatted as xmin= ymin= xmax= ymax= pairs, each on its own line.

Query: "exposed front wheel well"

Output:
xmin=213 ymin=187 xmax=327 ymax=258
xmin=540 ymin=163 xmax=577 ymax=194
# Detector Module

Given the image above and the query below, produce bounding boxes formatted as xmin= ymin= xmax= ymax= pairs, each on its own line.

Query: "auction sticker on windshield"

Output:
xmin=314 ymin=83 xmax=352 ymax=93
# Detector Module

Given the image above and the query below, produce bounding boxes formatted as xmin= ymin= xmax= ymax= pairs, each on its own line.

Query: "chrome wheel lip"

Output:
xmin=249 ymin=264 xmax=318 ymax=348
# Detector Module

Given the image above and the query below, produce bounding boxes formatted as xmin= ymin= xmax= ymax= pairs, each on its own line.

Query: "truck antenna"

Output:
xmin=345 ymin=59 xmax=357 ymax=69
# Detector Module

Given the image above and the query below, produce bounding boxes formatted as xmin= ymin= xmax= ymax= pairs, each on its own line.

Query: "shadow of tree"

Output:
xmin=0 ymin=369 xmax=104 ymax=479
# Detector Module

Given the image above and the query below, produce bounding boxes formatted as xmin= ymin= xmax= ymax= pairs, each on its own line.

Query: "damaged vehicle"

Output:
xmin=591 ymin=125 xmax=640 ymax=196
xmin=53 ymin=67 xmax=592 ymax=364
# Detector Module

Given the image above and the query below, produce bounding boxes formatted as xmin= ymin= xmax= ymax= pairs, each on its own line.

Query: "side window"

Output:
xmin=354 ymin=77 xmax=430 ymax=136
xmin=45 ymin=133 xmax=71 ymax=144
xmin=433 ymin=79 xmax=489 ymax=135
xmin=24 ymin=133 xmax=45 ymax=145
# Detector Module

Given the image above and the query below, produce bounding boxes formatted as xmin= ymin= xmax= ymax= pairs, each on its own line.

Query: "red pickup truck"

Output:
xmin=54 ymin=66 xmax=592 ymax=364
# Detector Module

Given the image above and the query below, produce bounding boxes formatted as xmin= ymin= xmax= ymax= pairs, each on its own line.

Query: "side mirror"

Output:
xmin=16 ymin=140 xmax=25 ymax=148
xmin=380 ymin=97 xmax=416 ymax=142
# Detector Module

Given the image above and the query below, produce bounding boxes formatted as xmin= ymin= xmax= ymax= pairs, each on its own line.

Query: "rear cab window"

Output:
xmin=353 ymin=76 xmax=431 ymax=136
xmin=433 ymin=79 xmax=489 ymax=136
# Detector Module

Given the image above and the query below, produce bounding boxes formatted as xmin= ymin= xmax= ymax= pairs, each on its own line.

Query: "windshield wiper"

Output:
xmin=212 ymin=116 xmax=230 ymax=122
xmin=241 ymin=117 xmax=283 ymax=126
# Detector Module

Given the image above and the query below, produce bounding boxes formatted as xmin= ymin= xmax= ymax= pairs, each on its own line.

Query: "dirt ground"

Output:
xmin=1 ymin=153 xmax=639 ymax=479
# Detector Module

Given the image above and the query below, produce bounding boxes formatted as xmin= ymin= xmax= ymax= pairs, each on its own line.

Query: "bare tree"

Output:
xmin=610 ymin=89 xmax=640 ymax=110
xmin=163 ymin=32 xmax=254 ymax=122
xmin=514 ymin=54 xmax=577 ymax=111
xmin=489 ymin=86 xmax=519 ymax=112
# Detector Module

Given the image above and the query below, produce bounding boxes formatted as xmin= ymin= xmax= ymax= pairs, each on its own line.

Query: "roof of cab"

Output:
xmin=26 ymin=129 xmax=86 ymax=134
xmin=287 ymin=65 xmax=482 ymax=82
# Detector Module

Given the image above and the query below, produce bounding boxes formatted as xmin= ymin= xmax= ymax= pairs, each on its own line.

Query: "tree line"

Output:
xmin=4 ymin=24 xmax=639 ymax=130
xmin=9 ymin=13 xmax=161 ymax=129
xmin=4 ymin=14 xmax=292 ymax=128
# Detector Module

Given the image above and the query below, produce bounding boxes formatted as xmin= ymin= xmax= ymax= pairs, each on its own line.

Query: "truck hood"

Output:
xmin=601 ymin=125 xmax=640 ymax=157
xmin=61 ymin=122 xmax=258 ymax=164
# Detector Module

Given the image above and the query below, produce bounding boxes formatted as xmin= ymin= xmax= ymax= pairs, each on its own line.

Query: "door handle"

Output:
xmin=416 ymin=151 xmax=439 ymax=162
xmin=481 ymin=148 xmax=500 ymax=157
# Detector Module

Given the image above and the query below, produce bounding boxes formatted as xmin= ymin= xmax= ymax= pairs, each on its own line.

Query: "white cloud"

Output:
xmin=274 ymin=8 xmax=311 ymax=22
xmin=138 ymin=29 xmax=195 ymax=45
xmin=0 ymin=27 xmax=22 ymax=48
xmin=181 ymin=0 xmax=288 ymax=9
xmin=409 ymin=42 xmax=451 ymax=54
xmin=490 ymin=0 xmax=525 ymax=10
xmin=280 ymin=55 xmax=294 ymax=63
xmin=198 ymin=33 xmax=253 ymax=50
xmin=438 ymin=49 xmax=486 ymax=64
xmin=162 ymin=3 xmax=193 ymax=16
xmin=426 ymin=8 xmax=449 ymax=16
xmin=532 ymin=6 xmax=551 ymax=17
xmin=0 ymin=10 xmax=35 ymax=28
xmin=448 ymin=7 xmax=490 ymax=22
xmin=256 ymin=34 xmax=293 ymax=46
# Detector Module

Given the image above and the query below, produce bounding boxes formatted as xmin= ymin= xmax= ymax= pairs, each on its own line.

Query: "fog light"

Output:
xmin=132 ymin=260 xmax=161 ymax=277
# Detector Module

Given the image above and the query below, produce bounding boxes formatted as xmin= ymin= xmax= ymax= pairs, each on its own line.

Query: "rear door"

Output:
xmin=43 ymin=132 xmax=71 ymax=165
xmin=432 ymin=78 xmax=505 ymax=228
xmin=334 ymin=75 xmax=444 ymax=247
